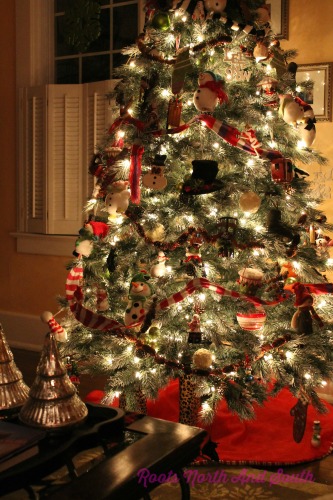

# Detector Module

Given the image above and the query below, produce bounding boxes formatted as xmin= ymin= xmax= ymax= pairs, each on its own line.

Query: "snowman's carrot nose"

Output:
xmin=131 ymin=282 xmax=139 ymax=288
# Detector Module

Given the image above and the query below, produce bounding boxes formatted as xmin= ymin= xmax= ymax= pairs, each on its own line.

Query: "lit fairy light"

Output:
xmin=285 ymin=351 xmax=293 ymax=360
xmin=133 ymin=357 xmax=140 ymax=364
xmin=327 ymin=258 xmax=333 ymax=266
xmin=202 ymin=401 xmax=210 ymax=411
xmin=213 ymin=142 xmax=219 ymax=149
xmin=147 ymin=213 xmax=158 ymax=220
xmin=266 ymin=110 xmax=273 ymax=119
xmin=317 ymin=299 xmax=327 ymax=309
xmin=226 ymin=73 xmax=232 ymax=81
xmin=210 ymin=207 xmax=218 ymax=216
xmin=240 ymin=218 xmax=247 ymax=227
xmin=304 ymin=373 xmax=311 ymax=380
xmin=292 ymin=260 xmax=301 ymax=270
xmin=226 ymin=51 xmax=233 ymax=59
xmin=182 ymin=15 xmax=187 ymax=22
xmin=264 ymin=353 xmax=273 ymax=361
xmin=129 ymin=60 xmax=136 ymax=67
xmin=106 ymin=356 xmax=113 ymax=365
xmin=161 ymin=88 xmax=170 ymax=98
xmin=205 ymin=319 xmax=212 ymax=325
xmin=114 ymin=391 xmax=120 ymax=397
xmin=198 ymin=293 xmax=206 ymax=301
xmin=247 ymin=158 xmax=255 ymax=167
xmin=210 ymin=386 xmax=215 ymax=392
xmin=166 ymin=265 xmax=172 ymax=273
xmin=127 ymin=108 xmax=133 ymax=115
xmin=321 ymin=380 xmax=328 ymax=387
xmin=127 ymin=345 xmax=132 ymax=353
xmin=252 ymin=249 xmax=260 ymax=256
xmin=187 ymin=99 xmax=193 ymax=106
xmin=208 ymin=48 xmax=215 ymax=56
xmin=197 ymin=34 xmax=204 ymax=43
xmin=135 ymin=371 xmax=142 ymax=379
xmin=296 ymin=85 xmax=302 ymax=92
xmin=265 ymin=64 xmax=272 ymax=73
xmin=268 ymin=140 xmax=277 ymax=148
xmin=150 ymin=368 xmax=157 ymax=374
xmin=297 ymin=139 xmax=306 ymax=149
xmin=188 ymin=297 xmax=194 ymax=303
xmin=233 ymin=211 xmax=238 ymax=217
xmin=254 ymin=224 xmax=264 ymax=232
xmin=123 ymin=159 xmax=131 ymax=170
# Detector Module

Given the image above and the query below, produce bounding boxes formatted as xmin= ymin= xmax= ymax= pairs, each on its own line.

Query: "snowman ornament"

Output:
xmin=193 ymin=71 xmax=227 ymax=112
xmin=150 ymin=251 xmax=169 ymax=277
xmin=124 ymin=272 xmax=153 ymax=326
xmin=142 ymin=165 xmax=168 ymax=190
xmin=105 ymin=180 xmax=130 ymax=218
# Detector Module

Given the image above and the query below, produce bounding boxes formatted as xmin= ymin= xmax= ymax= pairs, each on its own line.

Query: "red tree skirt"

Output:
xmin=85 ymin=379 xmax=333 ymax=466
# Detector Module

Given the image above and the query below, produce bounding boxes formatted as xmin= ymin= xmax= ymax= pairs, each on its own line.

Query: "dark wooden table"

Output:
xmin=48 ymin=414 xmax=207 ymax=500
xmin=0 ymin=404 xmax=207 ymax=499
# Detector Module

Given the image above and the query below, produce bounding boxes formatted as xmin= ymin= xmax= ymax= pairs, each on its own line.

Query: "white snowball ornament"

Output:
xmin=193 ymin=71 xmax=227 ymax=112
xmin=239 ymin=191 xmax=261 ymax=214
xmin=105 ymin=180 xmax=130 ymax=218
xmin=193 ymin=348 xmax=213 ymax=370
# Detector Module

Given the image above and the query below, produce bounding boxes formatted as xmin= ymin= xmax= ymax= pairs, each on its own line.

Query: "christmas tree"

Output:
xmin=59 ymin=0 xmax=333 ymax=439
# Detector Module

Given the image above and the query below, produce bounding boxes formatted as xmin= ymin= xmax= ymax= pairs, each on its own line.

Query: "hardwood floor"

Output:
xmin=8 ymin=348 xmax=333 ymax=496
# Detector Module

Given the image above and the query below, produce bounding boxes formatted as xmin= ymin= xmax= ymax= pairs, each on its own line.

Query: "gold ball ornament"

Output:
xmin=146 ymin=223 xmax=165 ymax=242
xmin=193 ymin=348 xmax=213 ymax=370
xmin=239 ymin=191 xmax=261 ymax=214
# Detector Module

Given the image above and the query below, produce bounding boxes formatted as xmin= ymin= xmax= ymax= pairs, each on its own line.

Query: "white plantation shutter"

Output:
xmin=19 ymin=86 xmax=47 ymax=233
xmin=85 ymin=80 xmax=120 ymax=200
xmin=47 ymin=85 xmax=83 ymax=234
xmin=18 ymin=80 xmax=119 ymax=236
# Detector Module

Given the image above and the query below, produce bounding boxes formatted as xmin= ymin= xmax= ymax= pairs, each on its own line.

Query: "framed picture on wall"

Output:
xmin=296 ymin=63 xmax=333 ymax=121
xmin=266 ymin=0 xmax=289 ymax=39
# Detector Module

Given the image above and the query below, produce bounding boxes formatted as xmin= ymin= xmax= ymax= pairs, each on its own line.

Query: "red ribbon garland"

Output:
xmin=129 ymin=143 xmax=144 ymax=204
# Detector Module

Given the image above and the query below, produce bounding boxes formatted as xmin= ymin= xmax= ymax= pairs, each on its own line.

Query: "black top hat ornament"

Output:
xmin=182 ymin=160 xmax=223 ymax=195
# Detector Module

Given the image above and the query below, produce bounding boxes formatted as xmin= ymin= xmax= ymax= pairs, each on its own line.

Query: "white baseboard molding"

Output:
xmin=0 ymin=310 xmax=46 ymax=351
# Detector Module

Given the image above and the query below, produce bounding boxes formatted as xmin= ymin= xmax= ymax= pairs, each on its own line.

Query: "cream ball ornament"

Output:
xmin=239 ymin=191 xmax=261 ymax=214
xmin=193 ymin=348 xmax=213 ymax=370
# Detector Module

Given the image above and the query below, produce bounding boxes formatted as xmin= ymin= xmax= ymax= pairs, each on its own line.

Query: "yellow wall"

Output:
xmin=283 ymin=0 xmax=333 ymax=223
xmin=0 ymin=0 xmax=69 ymax=320
xmin=0 ymin=0 xmax=332 ymax=325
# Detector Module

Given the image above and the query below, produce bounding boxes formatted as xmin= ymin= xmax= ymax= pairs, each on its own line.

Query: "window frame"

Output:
xmin=14 ymin=0 xmax=145 ymax=256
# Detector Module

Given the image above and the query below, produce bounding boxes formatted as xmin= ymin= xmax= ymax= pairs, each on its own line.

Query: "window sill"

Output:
xmin=12 ymin=232 xmax=74 ymax=257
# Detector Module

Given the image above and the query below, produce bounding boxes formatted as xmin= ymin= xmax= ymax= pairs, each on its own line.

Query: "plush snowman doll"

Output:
xmin=124 ymin=272 xmax=153 ymax=326
xmin=105 ymin=180 xmax=131 ymax=218
xmin=295 ymin=96 xmax=316 ymax=147
xmin=193 ymin=71 xmax=227 ymax=112
xmin=150 ymin=251 xmax=169 ymax=277
xmin=204 ymin=0 xmax=227 ymax=19
xmin=278 ymin=94 xmax=304 ymax=126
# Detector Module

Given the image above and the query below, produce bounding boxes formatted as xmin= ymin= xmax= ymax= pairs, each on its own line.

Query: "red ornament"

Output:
xmin=236 ymin=311 xmax=267 ymax=331
xmin=271 ymin=158 xmax=294 ymax=184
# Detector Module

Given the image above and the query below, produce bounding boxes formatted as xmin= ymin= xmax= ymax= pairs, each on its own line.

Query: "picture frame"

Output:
xmin=266 ymin=0 xmax=289 ymax=39
xmin=296 ymin=63 xmax=333 ymax=121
